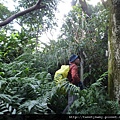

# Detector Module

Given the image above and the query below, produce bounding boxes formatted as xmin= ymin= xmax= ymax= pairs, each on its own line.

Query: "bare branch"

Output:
xmin=0 ymin=0 xmax=45 ymax=27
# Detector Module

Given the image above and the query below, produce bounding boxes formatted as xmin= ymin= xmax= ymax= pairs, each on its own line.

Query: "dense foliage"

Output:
xmin=59 ymin=4 xmax=108 ymax=84
xmin=0 ymin=0 xmax=120 ymax=116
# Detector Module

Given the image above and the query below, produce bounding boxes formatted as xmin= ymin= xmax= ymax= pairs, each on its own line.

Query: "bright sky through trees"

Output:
xmin=41 ymin=0 xmax=102 ymax=43
xmin=87 ymin=0 xmax=102 ymax=6
xmin=40 ymin=0 xmax=72 ymax=43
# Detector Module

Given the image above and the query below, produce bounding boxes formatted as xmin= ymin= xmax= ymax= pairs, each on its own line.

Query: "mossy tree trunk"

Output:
xmin=108 ymin=0 xmax=120 ymax=101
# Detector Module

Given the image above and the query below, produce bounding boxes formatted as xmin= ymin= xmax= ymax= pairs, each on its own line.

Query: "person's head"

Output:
xmin=69 ymin=54 xmax=80 ymax=65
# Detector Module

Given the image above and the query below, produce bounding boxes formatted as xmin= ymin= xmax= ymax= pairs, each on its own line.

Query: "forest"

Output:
xmin=0 ymin=0 xmax=120 ymax=118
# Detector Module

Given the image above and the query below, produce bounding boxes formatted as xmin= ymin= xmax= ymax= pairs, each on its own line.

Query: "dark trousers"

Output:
xmin=62 ymin=82 xmax=84 ymax=114
xmin=78 ymin=81 xmax=84 ymax=90
xmin=62 ymin=91 xmax=77 ymax=114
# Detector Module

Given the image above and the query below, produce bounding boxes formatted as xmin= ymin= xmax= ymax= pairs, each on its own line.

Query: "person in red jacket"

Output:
xmin=68 ymin=54 xmax=83 ymax=90
xmin=62 ymin=54 xmax=84 ymax=114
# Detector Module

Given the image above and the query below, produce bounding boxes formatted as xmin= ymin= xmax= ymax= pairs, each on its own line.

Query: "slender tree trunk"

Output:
xmin=108 ymin=0 xmax=120 ymax=101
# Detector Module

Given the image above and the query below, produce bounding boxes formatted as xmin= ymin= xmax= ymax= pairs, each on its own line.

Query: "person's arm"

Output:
xmin=71 ymin=65 xmax=80 ymax=85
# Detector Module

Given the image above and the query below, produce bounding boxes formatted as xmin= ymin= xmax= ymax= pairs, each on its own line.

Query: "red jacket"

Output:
xmin=67 ymin=63 xmax=80 ymax=86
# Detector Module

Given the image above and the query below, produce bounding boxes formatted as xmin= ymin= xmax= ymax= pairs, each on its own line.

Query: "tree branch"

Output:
xmin=0 ymin=0 xmax=45 ymax=27
xmin=79 ymin=0 xmax=92 ymax=17
xmin=101 ymin=0 xmax=107 ymax=8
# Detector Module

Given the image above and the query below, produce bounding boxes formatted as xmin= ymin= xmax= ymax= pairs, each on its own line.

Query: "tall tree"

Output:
xmin=108 ymin=0 xmax=120 ymax=101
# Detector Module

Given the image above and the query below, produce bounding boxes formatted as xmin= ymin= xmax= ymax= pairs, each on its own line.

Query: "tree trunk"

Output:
xmin=108 ymin=0 xmax=120 ymax=101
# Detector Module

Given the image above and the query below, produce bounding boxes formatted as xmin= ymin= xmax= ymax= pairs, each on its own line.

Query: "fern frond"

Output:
xmin=61 ymin=80 xmax=80 ymax=94
xmin=0 ymin=101 xmax=17 ymax=114
xmin=0 ymin=94 xmax=11 ymax=102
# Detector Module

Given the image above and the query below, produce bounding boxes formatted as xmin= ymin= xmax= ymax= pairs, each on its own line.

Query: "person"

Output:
xmin=68 ymin=54 xmax=84 ymax=90
xmin=62 ymin=54 xmax=84 ymax=114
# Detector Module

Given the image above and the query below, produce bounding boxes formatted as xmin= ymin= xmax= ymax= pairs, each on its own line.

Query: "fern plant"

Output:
xmin=0 ymin=52 xmax=56 ymax=114
xmin=0 ymin=94 xmax=18 ymax=115
xmin=66 ymin=72 xmax=120 ymax=114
